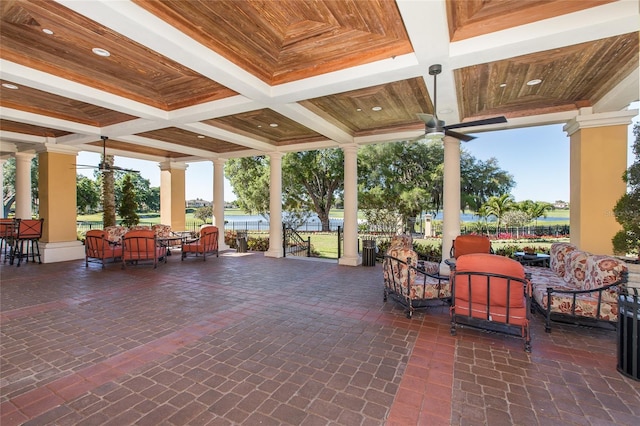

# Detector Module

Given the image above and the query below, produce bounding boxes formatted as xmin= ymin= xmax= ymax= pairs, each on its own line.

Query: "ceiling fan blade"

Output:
xmin=444 ymin=129 xmax=476 ymax=142
xmin=110 ymin=165 xmax=140 ymax=173
xmin=444 ymin=116 xmax=507 ymax=130
xmin=416 ymin=113 xmax=439 ymax=128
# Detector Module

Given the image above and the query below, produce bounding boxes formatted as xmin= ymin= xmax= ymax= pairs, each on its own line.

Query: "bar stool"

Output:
xmin=10 ymin=218 xmax=44 ymax=267
xmin=0 ymin=218 xmax=16 ymax=262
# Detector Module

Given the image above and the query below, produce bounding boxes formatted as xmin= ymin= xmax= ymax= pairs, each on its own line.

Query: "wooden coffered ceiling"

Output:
xmin=0 ymin=0 xmax=638 ymax=164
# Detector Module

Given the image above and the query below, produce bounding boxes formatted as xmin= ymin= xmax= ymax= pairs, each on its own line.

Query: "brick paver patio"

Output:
xmin=1 ymin=251 xmax=639 ymax=425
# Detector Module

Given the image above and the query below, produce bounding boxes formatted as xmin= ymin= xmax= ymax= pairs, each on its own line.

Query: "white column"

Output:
xmin=339 ymin=144 xmax=360 ymax=266
xmin=265 ymin=152 xmax=283 ymax=258
xmin=212 ymin=158 xmax=229 ymax=250
xmin=0 ymin=159 xmax=6 ymax=218
xmin=441 ymin=136 xmax=461 ymax=272
xmin=14 ymin=152 xmax=35 ymax=219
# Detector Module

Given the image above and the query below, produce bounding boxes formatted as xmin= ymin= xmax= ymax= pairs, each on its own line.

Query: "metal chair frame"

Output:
xmin=10 ymin=218 xmax=44 ymax=267
xmin=181 ymin=226 xmax=219 ymax=261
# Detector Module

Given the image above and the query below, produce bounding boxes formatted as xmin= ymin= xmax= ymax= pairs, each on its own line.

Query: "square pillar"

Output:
xmin=37 ymin=145 xmax=84 ymax=262
xmin=564 ymin=108 xmax=637 ymax=254
xmin=159 ymin=161 xmax=187 ymax=231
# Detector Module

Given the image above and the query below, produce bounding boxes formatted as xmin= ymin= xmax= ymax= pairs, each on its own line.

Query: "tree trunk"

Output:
xmin=318 ymin=211 xmax=330 ymax=232
xmin=102 ymin=155 xmax=116 ymax=227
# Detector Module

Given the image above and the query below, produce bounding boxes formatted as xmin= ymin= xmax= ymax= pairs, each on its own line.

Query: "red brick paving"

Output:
xmin=1 ymin=252 xmax=639 ymax=425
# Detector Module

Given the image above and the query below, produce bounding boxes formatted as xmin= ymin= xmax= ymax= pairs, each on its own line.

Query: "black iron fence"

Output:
xmin=78 ymin=220 xmax=569 ymax=240
xmin=77 ymin=219 xmax=347 ymax=234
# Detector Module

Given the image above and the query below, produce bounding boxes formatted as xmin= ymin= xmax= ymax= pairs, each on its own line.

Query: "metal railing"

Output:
xmin=283 ymin=224 xmax=310 ymax=257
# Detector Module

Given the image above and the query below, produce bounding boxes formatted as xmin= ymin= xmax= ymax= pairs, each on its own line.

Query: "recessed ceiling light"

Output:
xmin=42 ymin=28 xmax=54 ymax=35
xmin=92 ymin=47 xmax=111 ymax=57
xmin=269 ymin=123 xmax=278 ymax=127
xmin=371 ymin=106 xmax=382 ymax=111
xmin=356 ymin=108 xmax=362 ymax=112
xmin=197 ymin=135 xmax=205 ymax=139
xmin=526 ymin=79 xmax=542 ymax=86
xmin=499 ymin=83 xmax=507 ymax=87
xmin=2 ymin=83 xmax=19 ymax=90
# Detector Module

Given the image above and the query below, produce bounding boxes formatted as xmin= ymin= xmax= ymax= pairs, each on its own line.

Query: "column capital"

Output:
xmin=14 ymin=151 xmax=36 ymax=161
xmin=268 ymin=151 xmax=284 ymax=160
xmin=341 ymin=143 xmax=359 ymax=154
xmin=563 ymin=108 xmax=638 ymax=136
xmin=212 ymin=158 xmax=227 ymax=166
xmin=159 ymin=160 xmax=188 ymax=171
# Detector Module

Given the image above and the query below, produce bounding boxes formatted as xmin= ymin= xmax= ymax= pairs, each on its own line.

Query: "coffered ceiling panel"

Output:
xmin=0 ymin=0 xmax=236 ymax=110
xmin=203 ymin=109 xmax=325 ymax=145
xmin=135 ymin=0 xmax=413 ymax=85
xmin=136 ymin=128 xmax=246 ymax=155
xmin=0 ymin=80 xmax=137 ymax=127
xmin=455 ymin=33 xmax=639 ymax=119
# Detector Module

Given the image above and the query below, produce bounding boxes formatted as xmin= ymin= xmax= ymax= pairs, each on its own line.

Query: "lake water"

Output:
xmin=225 ymin=212 xmax=566 ymax=223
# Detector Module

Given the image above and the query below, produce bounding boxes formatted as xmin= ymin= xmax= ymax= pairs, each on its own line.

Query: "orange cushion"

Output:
xmin=454 ymin=254 xmax=526 ymax=310
xmin=183 ymin=242 xmax=204 ymax=253
xmin=453 ymin=235 xmax=491 ymax=258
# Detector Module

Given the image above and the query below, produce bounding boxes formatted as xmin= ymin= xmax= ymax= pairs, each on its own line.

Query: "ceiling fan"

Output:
xmin=416 ymin=64 xmax=507 ymax=142
xmin=77 ymin=136 xmax=139 ymax=173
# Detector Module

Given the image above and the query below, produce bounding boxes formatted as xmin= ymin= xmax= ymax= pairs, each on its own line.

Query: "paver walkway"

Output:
xmin=1 ymin=252 xmax=638 ymax=425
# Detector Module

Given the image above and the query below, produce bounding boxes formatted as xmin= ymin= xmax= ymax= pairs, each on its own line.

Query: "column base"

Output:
xmin=264 ymin=249 xmax=283 ymax=258
xmin=338 ymin=255 xmax=362 ymax=267
xmin=39 ymin=241 xmax=85 ymax=263
xmin=439 ymin=260 xmax=451 ymax=276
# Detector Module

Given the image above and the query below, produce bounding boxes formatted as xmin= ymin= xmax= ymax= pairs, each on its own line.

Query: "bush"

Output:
xmin=224 ymin=230 xmax=269 ymax=251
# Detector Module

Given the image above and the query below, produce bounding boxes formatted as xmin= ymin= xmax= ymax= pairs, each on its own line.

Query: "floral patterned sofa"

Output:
xmin=383 ymin=234 xmax=450 ymax=318
xmin=526 ymin=242 xmax=628 ymax=332
xmin=102 ymin=224 xmax=176 ymax=243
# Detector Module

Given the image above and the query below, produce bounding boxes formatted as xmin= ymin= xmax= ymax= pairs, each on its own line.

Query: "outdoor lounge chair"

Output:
xmin=383 ymin=234 xmax=451 ymax=318
xmin=122 ymin=229 xmax=166 ymax=268
xmin=450 ymin=234 xmax=493 ymax=259
xmin=450 ymin=253 xmax=532 ymax=352
xmin=181 ymin=225 xmax=219 ymax=261
xmin=85 ymin=229 xmax=123 ymax=268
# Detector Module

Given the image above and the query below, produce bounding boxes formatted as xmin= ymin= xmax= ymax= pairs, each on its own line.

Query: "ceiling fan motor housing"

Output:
xmin=428 ymin=64 xmax=442 ymax=75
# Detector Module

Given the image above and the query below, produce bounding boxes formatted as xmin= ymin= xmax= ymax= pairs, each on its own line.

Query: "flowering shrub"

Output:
xmin=224 ymin=230 xmax=269 ymax=251
xmin=494 ymin=244 xmax=550 ymax=257
xmin=247 ymin=236 xmax=269 ymax=251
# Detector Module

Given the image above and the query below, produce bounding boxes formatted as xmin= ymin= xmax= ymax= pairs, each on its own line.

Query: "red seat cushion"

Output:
xmin=454 ymin=254 xmax=528 ymax=325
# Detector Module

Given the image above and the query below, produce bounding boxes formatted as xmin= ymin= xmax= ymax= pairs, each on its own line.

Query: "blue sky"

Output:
xmin=78 ymin=107 xmax=638 ymax=204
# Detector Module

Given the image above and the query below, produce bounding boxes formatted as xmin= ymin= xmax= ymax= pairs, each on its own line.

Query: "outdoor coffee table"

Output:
xmin=157 ymin=235 xmax=185 ymax=257
xmin=514 ymin=252 xmax=550 ymax=267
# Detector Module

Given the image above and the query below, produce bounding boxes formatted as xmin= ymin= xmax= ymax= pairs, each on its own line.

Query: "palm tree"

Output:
xmin=101 ymin=155 xmax=116 ymax=227
xmin=481 ymin=194 xmax=514 ymax=235
xmin=529 ymin=201 xmax=553 ymax=226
